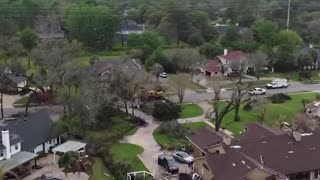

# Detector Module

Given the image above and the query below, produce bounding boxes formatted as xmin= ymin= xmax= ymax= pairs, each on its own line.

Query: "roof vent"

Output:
xmin=231 ymin=145 xmax=241 ymax=149
xmin=288 ymin=151 xmax=294 ymax=154
xmin=241 ymin=160 xmax=245 ymax=164
xmin=232 ymin=163 xmax=236 ymax=167
xmin=260 ymin=155 xmax=264 ymax=164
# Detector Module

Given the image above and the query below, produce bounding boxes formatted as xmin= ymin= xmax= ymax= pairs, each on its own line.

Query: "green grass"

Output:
xmin=87 ymin=113 xmax=136 ymax=139
xmin=261 ymin=71 xmax=320 ymax=81
xmin=92 ymin=158 xmax=113 ymax=180
xmin=153 ymin=121 xmax=209 ymax=149
xmin=179 ymin=104 xmax=204 ymax=119
xmin=219 ymin=92 xmax=318 ymax=134
xmin=168 ymin=73 xmax=206 ymax=91
xmin=124 ymin=127 xmax=139 ymax=136
xmin=111 ymin=143 xmax=147 ymax=171
xmin=12 ymin=96 xmax=29 ymax=107
xmin=77 ymin=55 xmax=122 ymax=66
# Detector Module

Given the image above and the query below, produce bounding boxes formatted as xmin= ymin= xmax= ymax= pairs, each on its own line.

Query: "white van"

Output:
xmin=266 ymin=79 xmax=289 ymax=89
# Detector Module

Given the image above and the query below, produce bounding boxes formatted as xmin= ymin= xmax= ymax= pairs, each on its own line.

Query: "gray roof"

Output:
xmin=121 ymin=20 xmax=144 ymax=31
xmin=300 ymin=47 xmax=320 ymax=61
xmin=6 ymin=75 xmax=27 ymax=85
xmin=0 ymin=109 xmax=57 ymax=151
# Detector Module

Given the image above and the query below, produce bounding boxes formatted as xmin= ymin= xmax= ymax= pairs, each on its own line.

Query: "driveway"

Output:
xmin=2 ymin=94 xmax=21 ymax=108
xmin=121 ymin=109 xmax=164 ymax=178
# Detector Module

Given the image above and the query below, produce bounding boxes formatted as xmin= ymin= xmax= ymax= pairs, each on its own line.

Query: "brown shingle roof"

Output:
xmin=235 ymin=132 xmax=320 ymax=174
xmin=205 ymin=148 xmax=257 ymax=180
xmin=236 ymin=123 xmax=285 ymax=142
xmin=186 ymin=128 xmax=223 ymax=151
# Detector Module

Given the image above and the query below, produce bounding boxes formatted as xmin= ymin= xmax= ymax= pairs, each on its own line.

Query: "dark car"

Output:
xmin=158 ymin=154 xmax=179 ymax=174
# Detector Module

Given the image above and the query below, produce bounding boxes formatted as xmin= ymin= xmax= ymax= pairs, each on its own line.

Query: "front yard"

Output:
xmin=111 ymin=143 xmax=147 ymax=171
xmin=219 ymin=92 xmax=319 ymax=134
xmin=153 ymin=121 xmax=209 ymax=150
xmin=180 ymin=104 xmax=204 ymax=119
xmin=168 ymin=73 xmax=206 ymax=92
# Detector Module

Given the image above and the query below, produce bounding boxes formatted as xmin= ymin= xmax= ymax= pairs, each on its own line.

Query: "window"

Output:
xmin=15 ymin=144 xmax=18 ymax=150
xmin=216 ymin=150 xmax=220 ymax=154
xmin=0 ymin=150 xmax=3 ymax=157
xmin=203 ymin=163 xmax=209 ymax=171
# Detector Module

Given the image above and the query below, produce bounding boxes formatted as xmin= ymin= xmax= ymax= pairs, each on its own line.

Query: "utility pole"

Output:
xmin=286 ymin=0 xmax=291 ymax=30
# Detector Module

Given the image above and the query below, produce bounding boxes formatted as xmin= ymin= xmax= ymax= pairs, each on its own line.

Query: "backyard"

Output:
xmin=92 ymin=158 xmax=114 ymax=180
xmin=153 ymin=121 xmax=209 ymax=149
xmin=219 ymin=92 xmax=319 ymax=134
xmin=111 ymin=143 xmax=147 ymax=171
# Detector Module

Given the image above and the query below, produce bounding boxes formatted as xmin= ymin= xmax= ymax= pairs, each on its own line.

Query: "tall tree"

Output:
xmin=19 ymin=28 xmax=37 ymax=68
xmin=66 ymin=3 xmax=120 ymax=50
xmin=249 ymin=51 xmax=268 ymax=80
xmin=150 ymin=63 xmax=164 ymax=81
xmin=199 ymin=43 xmax=223 ymax=59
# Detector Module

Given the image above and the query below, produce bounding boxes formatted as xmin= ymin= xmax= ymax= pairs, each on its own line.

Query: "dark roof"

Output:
xmin=204 ymin=60 xmax=220 ymax=73
xmin=234 ymin=132 xmax=320 ymax=174
xmin=89 ymin=60 xmax=120 ymax=76
xmin=0 ymin=109 xmax=57 ymax=151
xmin=6 ymin=75 xmax=26 ymax=85
xmin=186 ymin=128 xmax=223 ymax=150
xmin=205 ymin=148 xmax=258 ymax=180
xmin=236 ymin=123 xmax=285 ymax=142
xmin=300 ymin=47 xmax=320 ymax=61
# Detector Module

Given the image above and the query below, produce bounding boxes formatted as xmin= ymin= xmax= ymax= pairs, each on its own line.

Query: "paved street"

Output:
xmin=169 ymin=83 xmax=320 ymax=102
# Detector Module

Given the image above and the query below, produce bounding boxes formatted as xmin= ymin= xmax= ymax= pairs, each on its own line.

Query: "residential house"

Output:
xmin=0 ymin=109 xmax=61 ymax=177
xmin=118 ymin=20 xmax=145 ymax=42
xmin=203 ymin=50 xmax=249 ymax=77
xmin=300 ymin=45 xmax=320 ymax=69
xmin=0 ymin=65 xmax=11 ymax=75
xmin=0 ymin=65 xmax=27 ymax=92
xmin=187 ymin=123 xmax=320 ymax=180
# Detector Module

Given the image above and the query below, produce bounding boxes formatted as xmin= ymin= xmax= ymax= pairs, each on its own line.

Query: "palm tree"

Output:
xmin=58 ymin=151 xmax=81 ymax=176
xmin=150 ymin=63 xmax=164 ymax=81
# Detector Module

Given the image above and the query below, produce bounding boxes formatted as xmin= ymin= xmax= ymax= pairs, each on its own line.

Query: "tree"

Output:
xmin=174 ymin=74 xmax=186 ymax=104
xmin=220 ymin=26 xmax=240 ymax=48
xmin=150 ymin=63 xmax=164 ymax=81
xmin=187 ymin=31 xmax=204 ymax=47
xmin=212 ymin=80 xmax=235 ymax=131
xmin=249 ymin=51 xmax=268 ymax=80
xmin=65 ymin=4 xmax=120 ymax=50
xmin=199 ymin=43 xmax=223 ymax=59
xmin=152 ymin=101 xmax=181 ymax=121
xmin=309 ymin=49 xmax=318 ymax=69
xmin=58 ymin=151 xmax=82 ymax=175
xmin=274 ymin=30 xmax=303 ymax=72
xmin=19 ymin=28 xmax=37 ymax=68
xmin=307 ymin=20 xmax=320 ymax=44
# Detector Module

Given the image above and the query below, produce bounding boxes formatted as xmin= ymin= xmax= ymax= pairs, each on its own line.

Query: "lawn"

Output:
xmin=153 ymin=121 xmax=209 ymax=149
xmin=124 ymin=127 xmax=139 ymax=136
xmin=12 ymin=96 xmax=29 ymax=107
xmin=92 ymin=158 xmax=114 ymax=180
xmin=219 ymin=92 xmax=319 ymax=134
xmin=179 ymin=104 xmax=204 ymax=119
xmin=168 ymin=73 xmax=206 ymax=91
xmin=111 ymin=143 xmax=147 ymax=171
xmin=86 ymin=113 xmax=137 ymax=140
xmin=261 ymin=70 xmax=320 ymax=82
xmin=77 ymin=55 xmax=122 ymax=66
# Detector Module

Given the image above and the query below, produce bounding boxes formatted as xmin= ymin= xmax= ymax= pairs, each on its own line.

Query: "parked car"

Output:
xmin=158 ymin=154 xmax=179 ymax=174
xmin=248 ymin=88 xmax=266 ymax=96
xmin=179 ymin=173 xmax=201 ymax=180
xmin=173 ymin=151 xmax=194 ymax=164
xmin=160 ymin=72 xmax=168 ymax=78
xmin=266 ymin=80 xmax=289 ymax=89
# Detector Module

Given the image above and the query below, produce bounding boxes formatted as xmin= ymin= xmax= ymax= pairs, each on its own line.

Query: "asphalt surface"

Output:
xmin=169 ymin=83 xmax=320 ymax=102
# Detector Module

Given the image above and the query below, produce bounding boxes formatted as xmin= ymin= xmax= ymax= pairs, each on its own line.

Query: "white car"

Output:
xmin=172 ymin=151 xmax=194 ymax=165
xmin=266 ymin=80 xmax=289 ymax=89
xmin=159 ymin=72 xmax=167 ymax=78
xmin=248 ymin=88 xmax=266 ymax=96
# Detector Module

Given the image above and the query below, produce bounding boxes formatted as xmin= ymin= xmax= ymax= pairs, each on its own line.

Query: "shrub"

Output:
xmin=152 ymin=101 xmax=181 ymax=121
xmin=243 ymin=99 xmax=257 ymax=111
xmin=132 ymin=116 xmax=147 ymax=126
xmin=268 ymin=93 xmax=291 ymax=104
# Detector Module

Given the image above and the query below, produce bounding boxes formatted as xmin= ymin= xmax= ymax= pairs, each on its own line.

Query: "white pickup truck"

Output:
xmin=266 ymin=79 xmax=289 ymax=89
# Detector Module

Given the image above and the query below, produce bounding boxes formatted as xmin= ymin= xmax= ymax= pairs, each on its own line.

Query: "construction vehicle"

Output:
xmin=147 ymin=90 xmax=164 ymax=100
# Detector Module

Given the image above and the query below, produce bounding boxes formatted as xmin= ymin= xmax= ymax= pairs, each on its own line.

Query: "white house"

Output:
xmin=0 ymin=110 xmax=61 ymax=175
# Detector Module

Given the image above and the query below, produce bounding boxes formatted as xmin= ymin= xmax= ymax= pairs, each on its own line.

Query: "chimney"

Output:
xmin=223 ymin=136 xmax=231 ymax=146
xmin=293 ymin=131 xmax=301 ymax=142
xmin=224 ymin=49 xmax=228 ymax=56
xmin=2 ymin=130 xmax=11 ymax=159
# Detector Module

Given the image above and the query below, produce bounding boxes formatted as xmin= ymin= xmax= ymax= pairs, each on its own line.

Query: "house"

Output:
xmin=0 ymin=75 xmax=27 ymax=92
xmin=0 ymin=65 xmax=11 ymax=75
xmin=203 ymin=50 xmax=249 ymax=76
xmin=300 ymin=45 xmax=320 ymax=69
xmin=0 ymin=109 xmax=61 ymax=176
xmin=187 ymin=123 xmax=320 ymax=180
xmin=118 ymin=20 xmax=145 ymax=42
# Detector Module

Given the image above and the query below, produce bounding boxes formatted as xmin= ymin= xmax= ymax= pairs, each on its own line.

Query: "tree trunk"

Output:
xmin=234 ymin=103 xmax=240 ymax=122
xmin=63 ymin=103 xmax=67 ymax=118
xmin=25 ymin=93 xmax=35 ymax=117
xmin=124 ymin=101 xmax=128 ymax=114
xmin=74 ymin=84 xmax=79 ymax=94
xmin=131 ymin=100 xmax=135 ymax=116
xmin=0 ymin=93 xmax=3 ymax=119
xmin=4 ymin=57 xmax=7 ymax=65
xmin=28 ymin=58 xmax=31 ymax=69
